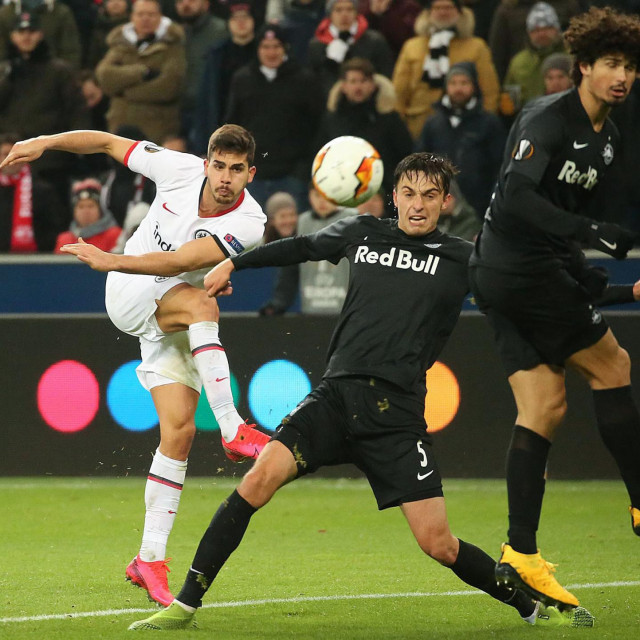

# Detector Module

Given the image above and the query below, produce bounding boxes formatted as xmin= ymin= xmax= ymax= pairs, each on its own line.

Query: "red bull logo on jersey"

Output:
xmin=557 ymin=160 xmax=598 ymax=190
xmin=354 ymin=246 xmax=440 ymax=275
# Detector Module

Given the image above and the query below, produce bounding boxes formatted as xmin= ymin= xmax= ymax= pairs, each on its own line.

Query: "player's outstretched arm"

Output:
xmin=61 ymin=236 xmax=227 ymax=276
xmin=0 ymin=131 xmax=135 ymax=170
xmin=204 ymin=259 xmax=235 ymax=297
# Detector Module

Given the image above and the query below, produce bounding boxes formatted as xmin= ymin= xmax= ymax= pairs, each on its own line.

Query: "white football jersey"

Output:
xmin=123 ymin=140 xmax=266 ymax=287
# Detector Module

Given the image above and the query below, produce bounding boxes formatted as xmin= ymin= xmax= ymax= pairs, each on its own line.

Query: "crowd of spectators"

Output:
xmin=0 ymin=0 xmax=638 ymax=302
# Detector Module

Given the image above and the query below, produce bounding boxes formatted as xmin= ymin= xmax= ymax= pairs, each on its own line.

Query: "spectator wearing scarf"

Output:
xmin=54 ymin=179 xmax=122 ymax=254
xmin=392 ymin=0 xmax=499 ymax=138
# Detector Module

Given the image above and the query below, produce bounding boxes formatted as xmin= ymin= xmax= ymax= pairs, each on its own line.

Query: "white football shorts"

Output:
xmin=105 ymin=271 xmax=202 ymax=392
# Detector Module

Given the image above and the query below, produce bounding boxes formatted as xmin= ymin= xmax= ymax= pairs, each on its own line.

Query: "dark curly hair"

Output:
xmin=564 ymin=7 xmax=640 ymax=86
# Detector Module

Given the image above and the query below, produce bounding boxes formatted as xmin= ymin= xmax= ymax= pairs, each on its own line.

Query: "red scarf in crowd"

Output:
xmin=0 ymin=165 xmax=37 ymax=252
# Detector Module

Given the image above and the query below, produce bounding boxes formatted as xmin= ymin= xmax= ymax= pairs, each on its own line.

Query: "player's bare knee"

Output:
xmin=415 ymin=530 xmax=457 ymax=565
xmin=188 ymin=291 xmax=220 ymax=324
xmin=238 ymin=464 xmax=282 ymax=508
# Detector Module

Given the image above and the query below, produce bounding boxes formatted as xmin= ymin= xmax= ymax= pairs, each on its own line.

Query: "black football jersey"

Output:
xmin=233 ymin=215 xmax=472 ymax=395
xmin=474 ymin=88 xmax=620 ymax=273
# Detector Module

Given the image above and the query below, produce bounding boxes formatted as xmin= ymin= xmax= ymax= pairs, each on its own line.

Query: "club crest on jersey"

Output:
xmin=144 ymin=144 xmax=164 ymax=153
xmin=224 ymin=233 xmax=245 ymax=253
xmin=602 ymin=143 xmax=614 ymax=166
xmin=512 ymin=139 xmax=534 ymax=161
xmin=194 ymin=229 xmax=213 ymax=240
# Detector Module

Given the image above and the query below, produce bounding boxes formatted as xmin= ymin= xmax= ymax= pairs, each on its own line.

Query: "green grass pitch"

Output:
xmin=1 ymin=477 xmax=638 ymax=639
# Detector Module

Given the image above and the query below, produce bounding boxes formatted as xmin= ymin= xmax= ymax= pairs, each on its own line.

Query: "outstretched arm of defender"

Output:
xmin=61 ymin=236 xmax=228 ymax=276
xmin=0 ymin=130 xmax=135 ymax=170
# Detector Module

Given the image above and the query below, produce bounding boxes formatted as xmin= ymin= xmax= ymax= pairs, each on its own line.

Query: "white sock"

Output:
xmin=188 ymin=321 xmax=243 ymax=441
xmin=139 ymin=449 xmax=187 ymax=562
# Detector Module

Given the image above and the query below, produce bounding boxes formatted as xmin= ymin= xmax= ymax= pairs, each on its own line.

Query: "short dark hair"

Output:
xmin=564 ymin=7 xmax=640 ymax=86
xmin=339 ymin=57 xmax=375 ymax=80
xmin=393 ymin=152 xmax=458 ymax=195
xmin=207 ymin=124 xmax=256 ymax=166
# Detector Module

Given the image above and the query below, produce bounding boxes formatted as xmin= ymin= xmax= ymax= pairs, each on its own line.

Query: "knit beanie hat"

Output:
xmin=71 ymin=178 xmax=102 ymax=208
xmin=256 ymin=23 xmax=289 ymax=47
xmin=446 ymin=61 xmax=479 ymax=92
xmin=526 ymin=2 xmax=560 ymax=31
xmin=266 ymin=192 xmax=297 ymax=218
xmin=541 ymin=52 xmax=572 ymax=76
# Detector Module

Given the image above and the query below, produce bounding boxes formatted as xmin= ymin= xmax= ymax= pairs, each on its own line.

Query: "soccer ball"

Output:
xmin=311 ymin=136 xmax=384 ymax=208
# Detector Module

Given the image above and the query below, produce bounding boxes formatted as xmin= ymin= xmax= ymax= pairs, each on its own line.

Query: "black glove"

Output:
xmin=581 ymin=221 xmax=638 ymax=260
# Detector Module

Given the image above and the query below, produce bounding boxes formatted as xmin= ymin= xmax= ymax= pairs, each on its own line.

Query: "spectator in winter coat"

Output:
xmin=0 ymin=10 xmax=88 ymax=213
xmin=502 ymin=2 xmax=566 ymax=111
xmin=415 ymin=61 xmax=505 ymax=217
xmin=308 ymin=0 xmax=394 ymax=99
xmin=226 ymin=23 xmax=323 ymax=211
xmin=175 ymin=0 xmax=227 ymax=150
xmin=488 ymin=0 xmax=580 ymax=82
xmin=54 ymin=179 xmax=122 ymax=254
xmin=0 ymin=0 xmax=81 ymax=67
xmin=393 ymin=0 xmax=500 ymax=139
xmin=192 ymin=2 xmax=256 ymax=156
xmin=316 ymin=57 xmax=413 ymax=206
xmin=95 ymin=0 xmax=186 ymax=143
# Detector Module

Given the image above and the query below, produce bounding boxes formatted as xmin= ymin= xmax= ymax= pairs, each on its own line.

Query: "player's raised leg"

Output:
xmin=156 ymin=284 xmax=270 ymax=462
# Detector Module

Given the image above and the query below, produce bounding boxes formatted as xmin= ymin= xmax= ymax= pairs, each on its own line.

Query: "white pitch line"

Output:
xmin=1 ymin=581 xmax=639 ymax=625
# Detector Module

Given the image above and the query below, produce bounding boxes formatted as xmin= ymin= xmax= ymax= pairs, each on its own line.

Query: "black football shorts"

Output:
xmin=273 ymin=376 xmax=443 ymax=510
xmin=469 ymin=265 xmax=609 ymax=376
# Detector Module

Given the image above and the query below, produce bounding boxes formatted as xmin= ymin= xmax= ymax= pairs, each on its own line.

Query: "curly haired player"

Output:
xmin=469 ymin=6 xmax=640 ymax=610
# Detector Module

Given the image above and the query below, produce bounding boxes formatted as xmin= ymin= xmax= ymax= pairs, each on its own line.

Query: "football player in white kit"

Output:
xmin=0 ymin=124 xmax=272 ymax=607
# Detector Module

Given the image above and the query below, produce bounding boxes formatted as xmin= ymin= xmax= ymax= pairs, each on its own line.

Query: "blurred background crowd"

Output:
xmin=0 ymin=0 xmax=639 ymax=312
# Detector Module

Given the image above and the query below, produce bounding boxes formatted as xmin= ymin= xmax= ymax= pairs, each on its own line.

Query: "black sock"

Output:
xmin=506 ymin=425 xmax=551 ymax=554
xmin=451 ymin=539 xmax=535 ymax=618
xmin=593 ymin=386 xmax=640 ymax=507
xmin=176 ymin=490 xmax=257 ymax=608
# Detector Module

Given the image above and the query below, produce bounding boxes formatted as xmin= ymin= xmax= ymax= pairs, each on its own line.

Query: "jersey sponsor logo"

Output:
xmin=354 ymin=245 xmax=440 ymax=275
xmin=224 ymin=233 xmax=245 ymax=253
xmin=153 ymin=222 xmax=174 ymax=252
xmin=573 ymin=141 xmax=589 ymax=150
xmin=602 ymin=143 xmax=614 ymax=166
xmin=194 ymin=229 xmax=213 ymax=239
xmin=557 ymin=160 xmax=598 ymax=190
xmin=144 ymin=144 xmax=164 ymax=153
xmin=162 ymin=202 xmax=179 ymax=215
xmin=512 ymin=139 xmax=534 ymax=161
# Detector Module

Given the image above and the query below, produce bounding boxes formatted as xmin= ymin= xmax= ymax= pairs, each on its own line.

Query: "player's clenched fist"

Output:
xmin=204 ymin=258 xmax=235 ymax=297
